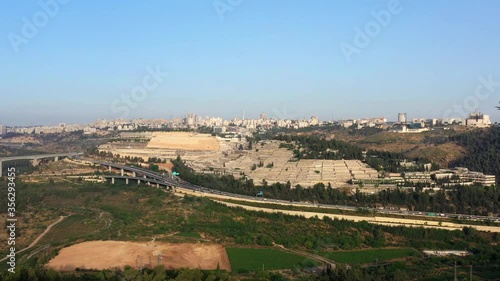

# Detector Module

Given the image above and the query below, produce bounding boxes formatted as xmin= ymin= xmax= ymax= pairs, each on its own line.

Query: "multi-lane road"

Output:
xmin=95 ymin=161 xmax=500 ymax=224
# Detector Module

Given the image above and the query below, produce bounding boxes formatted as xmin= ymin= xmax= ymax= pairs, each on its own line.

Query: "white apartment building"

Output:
xmin=466 ymin=112 xmax=491 ymax=128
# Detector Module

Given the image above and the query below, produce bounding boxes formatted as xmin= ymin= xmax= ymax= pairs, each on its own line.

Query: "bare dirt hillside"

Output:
xmin=46 ymin=241 xmax=231 ymax=271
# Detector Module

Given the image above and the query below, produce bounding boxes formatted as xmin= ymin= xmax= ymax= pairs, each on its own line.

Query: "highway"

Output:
xmin=94 ymin=161 xmax=500 ymax=224
xmin=0 ymin=152 xmax=83 ymax=177
xmin=0 ymin=152 xmax=83 ymax=162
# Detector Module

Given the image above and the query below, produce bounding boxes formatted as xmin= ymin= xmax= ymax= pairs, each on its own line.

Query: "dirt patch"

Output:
xmin=46 ymin=241 xmax=231 ymax=271
xmin=147 ymin=132 xmax=220 ymax=151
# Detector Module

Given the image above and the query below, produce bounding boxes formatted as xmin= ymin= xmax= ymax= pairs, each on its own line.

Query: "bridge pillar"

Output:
xmin=156 ymin=183 xmax=159 ymax=188
xmin=0 ymin=161 xmax=2 ymax=177
xmin=133 ymin=172 xmax=136 ymax=177
xmin=31 ymin=159 xmax=40 ymax=166
xmin=109 ymin=166 xmax=112 ymax=172
xmin=121 ymin=169 xmax=124 ymax=176
xmin=138 ymin=179 xmax=141 ymax=185
xmin=112 ymin=177 xmax=115 ymax=184
xmin=126 ymin=178 xmax=129 ymax=185
xmin=55 ymin=156 xmax=59 ymax=162
xmin=143 ymin=175 xmax=147 ymax=179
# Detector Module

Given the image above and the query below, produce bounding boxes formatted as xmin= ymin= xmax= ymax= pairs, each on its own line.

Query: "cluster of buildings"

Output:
xmin=3 ymin=109 xmax=495 ymax=136
xmin=11 ymin=123 xmax=95 ymax=135
xmin=404 ymin=167 xmax=496 ymax=187
xmin=389 ymin=111 xmax=492 ymax=133
xmin=6 ymin=114 xmax=323 ymax=135
xmin=339 ymin=117 xmax=387 ymax=129
xmin=186 ymin=113 xmax=320 ymax=130
xmin=337 ymin=111 xmax=493 ymax=132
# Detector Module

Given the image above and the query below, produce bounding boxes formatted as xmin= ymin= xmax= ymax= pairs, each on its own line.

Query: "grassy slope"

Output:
xmin=226 ymin=248 xmax=319 ymax=272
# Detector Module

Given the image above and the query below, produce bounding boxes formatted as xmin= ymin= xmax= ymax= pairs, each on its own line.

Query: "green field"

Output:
xmin=321 ymin=248 xmax=420 ymax=265
xmin=37 ymin=214 xmax=107 ymax=246
xmin=226 ymin=248 xmax=319 ymax=273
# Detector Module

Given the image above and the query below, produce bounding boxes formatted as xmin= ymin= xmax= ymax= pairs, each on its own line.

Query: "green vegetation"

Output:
xmin=0 ymin=267 xmax=235 ymax=281
xmin=1 ymin=177 xmax=499 ymax=280
xmin=321 ymin=248 xmax=420 ymax=265
xmin=274 ymin=134 xmax=363 ymax=160
xmin=226 ymin=248 xmax=318 ymax=273
xmin=37 ymin=214 xmax=108 ymax=246
xmin=176 ymin=231 xmax=202 ymax=238
xmin=450 ymin=126 xmax=500 ymax=185
xmin=148 ymin=157 xmax=166 ymax=163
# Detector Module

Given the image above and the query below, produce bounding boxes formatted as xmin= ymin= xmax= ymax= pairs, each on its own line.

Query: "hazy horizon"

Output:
xmin=2 ymin=0 xmax=500 ymax=126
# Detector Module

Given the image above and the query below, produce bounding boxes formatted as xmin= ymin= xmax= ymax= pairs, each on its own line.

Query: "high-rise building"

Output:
xmin=0 ymin=124 xmax=6 ymax=136
xmin=398 ymin=113 xmax=407 ymax=124
xmin=310 ymin=116 xmax=319 ymax=125
xmin=260 ymin=113 xmax=267 ymax=120
xmin=185 ymin=113 xmax=196 ymax=126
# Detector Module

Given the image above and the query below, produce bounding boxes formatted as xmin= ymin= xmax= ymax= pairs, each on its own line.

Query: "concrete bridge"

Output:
xmin=93 ymin=161 xmax=168 ymax=181
xmin=102 ymin=175 xmax=174 ymax=189
xmin=0 ymin=152 xmax=83 ymax=177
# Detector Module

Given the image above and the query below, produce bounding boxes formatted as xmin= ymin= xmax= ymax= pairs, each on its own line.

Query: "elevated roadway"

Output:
xmin=94 ymin=161 xmax=500 ymax=227
xmin=102 ymin=175 xmax=174 ymax=189
xmin=0 ymin=152 xmax=83 ymax=177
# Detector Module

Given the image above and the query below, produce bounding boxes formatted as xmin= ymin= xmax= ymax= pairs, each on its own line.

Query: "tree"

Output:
xmin=149 ymin=164 xmax=160 ymax=172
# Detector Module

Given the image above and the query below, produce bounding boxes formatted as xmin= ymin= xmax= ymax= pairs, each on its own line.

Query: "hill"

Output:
xmin=450 ymin=126 xmax=500 ymax=184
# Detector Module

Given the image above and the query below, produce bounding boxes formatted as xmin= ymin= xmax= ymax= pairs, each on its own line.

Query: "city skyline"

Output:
xmin=1 ymin=1 xmax=500 ymax=125
xmin=1 ymin=110 xmax=492 ymax=131
xmin=1 ymin=106 xmax=499 ymax=127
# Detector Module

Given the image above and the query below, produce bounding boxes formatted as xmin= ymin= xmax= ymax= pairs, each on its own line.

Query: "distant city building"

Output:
xmin=405 ymin=167 xmax=496 ymax=187
xmin=441 ymin=118 xmax=465 ymax=126
xmin=185 ymin=113 xmax=196 ymax=126
xmin=260 ymin=113 xmax=267 ymax=120
xmin=435 ymin=167 xmax=496 ymax=187
xmin=213 ymin=126 xmax=226 ymax=134
xmin=372 ymin=117 xmax=387 ymax=124
xmin=398 ymin=113 xmax=407 ymax=124
xmin=0 ymin=124 xmax=6 ymax=136
xmin=466 ymin=112 xmax=491 ymax=128
xmin=310 ymin=116 xmax=319 ymax=125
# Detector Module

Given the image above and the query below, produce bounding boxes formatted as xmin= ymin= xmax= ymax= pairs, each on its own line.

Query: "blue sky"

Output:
xmin=1 ymin=0 xmax=499 ymax=125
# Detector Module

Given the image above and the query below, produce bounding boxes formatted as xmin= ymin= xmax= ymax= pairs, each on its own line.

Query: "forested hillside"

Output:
xmin=450 ymin=126 xmax=500 ymax=184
